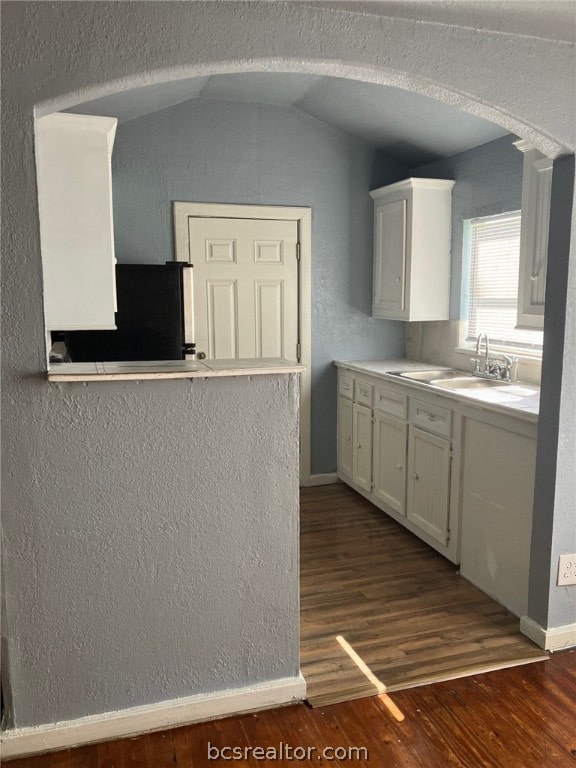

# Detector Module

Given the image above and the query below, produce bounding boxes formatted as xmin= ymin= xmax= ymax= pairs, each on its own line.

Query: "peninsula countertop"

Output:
xmin=48 ymin=358 xmax=306 ymax=383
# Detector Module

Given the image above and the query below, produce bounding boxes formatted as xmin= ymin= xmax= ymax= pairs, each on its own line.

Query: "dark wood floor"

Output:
xmin=300 ymin=484 xmax=547 ymax=706
xmin=8 ymin=484 xmax=567 ymax=767
xmin=9 ymin=650 xmax=576 ymax=767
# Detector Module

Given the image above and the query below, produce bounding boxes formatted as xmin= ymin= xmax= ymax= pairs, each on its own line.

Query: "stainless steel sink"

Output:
xmin=389 ymin=369 xmax=513 ymax=389
xmin=393 ymin=369 xmax=474 ymax=384
xmin=432 ymin=377 xmax=511 ymax=390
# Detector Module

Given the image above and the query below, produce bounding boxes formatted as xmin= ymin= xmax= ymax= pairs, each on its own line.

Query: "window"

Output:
xmin=465 ymin=211 xmax=543 ymax=354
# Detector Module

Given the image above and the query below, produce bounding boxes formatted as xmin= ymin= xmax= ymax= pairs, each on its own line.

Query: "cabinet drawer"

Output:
xmin=374 ymin=385 xmax=407 ymax=419
xmin=339 ymin=373 xmax=355 ymax=400
xmin=355 ymin=380 xmax=373 ymax=407
xmin=409 ymin=398 xmax=452 ymax=438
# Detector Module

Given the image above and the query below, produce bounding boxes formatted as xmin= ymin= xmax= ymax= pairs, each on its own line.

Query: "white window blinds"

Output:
xmin=466 ymin=212 xmax=543 ymax=352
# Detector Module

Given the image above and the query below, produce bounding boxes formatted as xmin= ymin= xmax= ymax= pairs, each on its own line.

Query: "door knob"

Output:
xmin=396 ymin=464 xmax=403 ymax=470
xmin=413 ymin=472 xmax=419 ymax=480
xmin=197 ymin=351 xmax=207 ymax=360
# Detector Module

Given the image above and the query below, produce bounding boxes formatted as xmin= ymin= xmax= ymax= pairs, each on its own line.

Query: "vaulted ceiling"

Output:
xmin=68 ymin=72 xmax=510 ymax=167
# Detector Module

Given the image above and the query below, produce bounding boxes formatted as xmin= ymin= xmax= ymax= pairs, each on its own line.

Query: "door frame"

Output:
xmin=173 ymin=201 xmax=312 ymax=484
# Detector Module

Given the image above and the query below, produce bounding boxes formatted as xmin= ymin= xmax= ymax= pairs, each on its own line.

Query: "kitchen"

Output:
xmin=2 ymin=12 xmax=574 ymax=750
xmin=37 ymin=74 xmax=564 ymax=694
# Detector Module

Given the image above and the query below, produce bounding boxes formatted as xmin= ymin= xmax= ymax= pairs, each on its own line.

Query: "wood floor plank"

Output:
xmin=143 ymin=730 xmax=177 ymax=768
xmin=402 ymin=673 xmax=572 ymax=768
xmin=325 ymin=698 xmax=416 ymax=768
xmin=8 ymin=654 xmax=576 ymax=767
xmin=300 ymin=484 xmax=547 ymax=705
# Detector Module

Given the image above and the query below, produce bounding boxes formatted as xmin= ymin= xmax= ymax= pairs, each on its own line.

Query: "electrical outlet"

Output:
xmin=557 ymin=554 xmax=576 ymax=586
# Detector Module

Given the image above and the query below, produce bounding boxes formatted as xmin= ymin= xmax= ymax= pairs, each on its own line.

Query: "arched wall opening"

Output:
xmin=33 ymin=61 xmax=576 ymax=655
xmin=37 ymin=60 xmax=569 ymax=160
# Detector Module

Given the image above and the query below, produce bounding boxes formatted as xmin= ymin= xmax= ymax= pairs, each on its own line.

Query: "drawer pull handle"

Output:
xmin=413 ymin=472 xmax=419 ymax=480
xmin=426 ymin=414 xmax=439 ymax=421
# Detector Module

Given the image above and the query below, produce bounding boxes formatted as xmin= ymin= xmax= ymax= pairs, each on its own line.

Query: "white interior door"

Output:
xmin=174 ymin=201 xmax=311 ymax=484
xmin=187 ymin=217 xmax=299 ymax=361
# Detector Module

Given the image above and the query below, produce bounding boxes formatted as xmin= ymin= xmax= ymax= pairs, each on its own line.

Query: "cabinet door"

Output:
xmin=373 ymin=412 xmax=407 ymax=516
xmin=373 ymin=199 xmax=406 ymax=317
xmin=337 ymin=396 xmax=354 ymax=479
xmin=460 ymin=418 xmax=536 ymax=617
xmin=407 ymin=427 xmax=451 ymax=545
xmin=36 ymin=113 xmax=118 ymax=331
xmin=352 ymin=403 xmax=373 ymax=493
xmin=515 ymin=142 xmax=553 ymax=330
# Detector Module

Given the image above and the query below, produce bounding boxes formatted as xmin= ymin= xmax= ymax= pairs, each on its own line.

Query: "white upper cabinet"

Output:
xmin=514 ymin=140 xmax=553 ymax=330
xmin=370 ymin=178 xmax=454 ymax=322
xmin=36 ymin=113 xmax=118 ymax=331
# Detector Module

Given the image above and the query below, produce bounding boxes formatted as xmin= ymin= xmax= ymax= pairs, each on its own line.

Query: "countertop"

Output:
xmin=48 ymin=358 xmax=306 ymax=382
xmin=334 ymin=358 xmax=540 ymax=422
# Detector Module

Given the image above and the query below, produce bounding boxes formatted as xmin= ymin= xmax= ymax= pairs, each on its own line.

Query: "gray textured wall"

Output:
xmin=2 ymin=0 xmax=575 ymax=732
xmin=111 ymin=98 xmax=407 ymax=475
xmin=529 ymin=156 xmax=576 ymax=628
xmin=2 ymin=374 xmax=301 ymax=727
xmin=410 ymin=135 xmax=523 ymax=318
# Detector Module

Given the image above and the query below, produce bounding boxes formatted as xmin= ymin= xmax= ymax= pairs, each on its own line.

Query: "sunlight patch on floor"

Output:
xmin=336 ymin=635 xmax=405 ymax=722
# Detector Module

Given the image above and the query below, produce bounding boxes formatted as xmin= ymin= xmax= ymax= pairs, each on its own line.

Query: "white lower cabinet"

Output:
xmin=352 ymin=403 xmax=373 ymax=493
xmin=337 ymin=367 xmax=456 ymax=561
xmin=407 ymin=427 xmax=451 ymax=546
xmin=336 ymin=364 xmax=537 ymax=614
xmin=459 ymin=415 xmax=537 ymax=617
xmin=373 ymin=412 xmax=407 ymax=516
xmin=338 ymin=368 xmax=538 ymax=616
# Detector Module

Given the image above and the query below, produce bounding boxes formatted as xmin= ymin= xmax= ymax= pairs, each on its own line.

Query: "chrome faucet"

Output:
xmin=475 ymin=332 xmax=489 ymax=372
xmin=471 ymin=332 xmax=515 ymax=382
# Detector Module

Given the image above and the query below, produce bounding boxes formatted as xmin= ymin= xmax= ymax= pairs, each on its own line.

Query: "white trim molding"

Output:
xmin=173 ymin=201 xmax=312 ymax=484
xmin=300 ymin=473 xmax=340 ymax=488
xmin=520 ymin=616 xmax=576 ymax=651
xmin=1 ymin=674 xmax=306 ymax=760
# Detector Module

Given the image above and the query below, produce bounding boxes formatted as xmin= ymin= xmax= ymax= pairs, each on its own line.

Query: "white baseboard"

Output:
xmin=1 ymin=674 xmax=306 ymax=760
xmin=520 ymin=616 xmax=576 ymax=651
xmin=300 ymin=473 xmax=339 ymax=487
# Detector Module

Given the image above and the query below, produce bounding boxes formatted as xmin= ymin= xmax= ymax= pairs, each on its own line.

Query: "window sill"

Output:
xmin=455 ymin=347 xmax=542 ymax=368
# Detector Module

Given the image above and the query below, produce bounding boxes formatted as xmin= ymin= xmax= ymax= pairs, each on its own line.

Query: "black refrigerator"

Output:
xmin=63 ymin=263 xmax=194 ymax=362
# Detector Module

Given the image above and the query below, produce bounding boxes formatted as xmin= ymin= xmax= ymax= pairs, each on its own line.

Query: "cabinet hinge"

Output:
xmin=446 ymin=529 xmax=451 ymax=544
xmin=296 ymin=343 xmax=301 ymax=361
xmin=370 ymin=482 xmax=375 ymax=491
xmin=296 ymin=242 xmax=301 ymax=260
